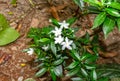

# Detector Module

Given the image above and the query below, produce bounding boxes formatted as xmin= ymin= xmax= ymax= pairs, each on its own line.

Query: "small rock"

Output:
xmin=18 ymin=76 xmax=24 ymax=81
xmin=24 ymin=78 xmax=36 ymax=81
xmin=10 ymin=22 xmax=17 ymax=29
xmin=30 ymin=18 xmax=39 ymax=27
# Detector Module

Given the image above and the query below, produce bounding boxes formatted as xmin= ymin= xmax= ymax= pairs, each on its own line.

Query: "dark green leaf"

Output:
xmin=41 ymin=26 xmax=53 ymax=35
xmin=81 ymin=68 xmax=88 ymax=77
xmin=98 ymin=77 xmax=108 ymax=81
xmin=103 ymin=17 xmax=115 ymax=38
xmin=53 ymin=65 xmax=63 ymax=77
xmin=0 ymin=27 xmax=20 ymax=46
xmin=73 ymin=0 xmax=85 ymax=10
xmin=85 ymin=64 xmax=96 ymax=70
xmin=35 ymin=68 xmax=47 ymax=77
xmin=67 ymin=17 xmax=77 ymax=25
xmin=117 ymin=18 xmax=120 ymax=31
xmin=85 ymin=55 xmax=98 ymax=64
xmin=81 ymin=53 xmax=93 ymax=61
xmin=87 ymin=6 xmax=101 ymax=14
xmin=109 ymin=2 xmax=120 ymax=10
xmin=53 ymin=58 xmax=64 ymax=66
xmin=0 ymin=14 xmax=9 ymax=31
xmin=70 ymin=50 xmax=81 ymax=61
xmin=66 ymin=67 xmax=80 ymax=76
xmin=92 ymin=12 xmax=106 ymax=29
xmin=66 ymin=61 xmax=79 ymax=70
xmin=96 ymin=64 xmax=120 ymax=79
xmin=105 ymin=8 xmax=120 ymax=17
xmin=50 ymin=69 xmax=57 ymax=81
xmin=50 ymin=42 xmax=57 ymax=55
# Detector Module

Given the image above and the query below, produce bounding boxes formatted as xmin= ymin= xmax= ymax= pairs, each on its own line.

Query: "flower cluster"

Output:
xmin=51 ymin=20 xmax=73 ymax=50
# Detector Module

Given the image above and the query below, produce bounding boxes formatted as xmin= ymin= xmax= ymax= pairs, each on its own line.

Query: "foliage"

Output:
xmin=0 ymin=14 xmax=20 ymax=46
xmin=27 ymin=18 xmax=110 ymax=81
xmin=97 ymin=64 xmax=120 ymax=79
xmin=74 ymin=0 xmax=120 ymax=38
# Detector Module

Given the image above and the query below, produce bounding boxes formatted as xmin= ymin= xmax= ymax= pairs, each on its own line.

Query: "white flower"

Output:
xmin=42 ymin=45 xmax=49 ymax=51
xmin=54 ymin=35 xmax=64 ymax=44
xmin=52 ymin=27 xmax=62 ymax=36
xmin=58 ymin=20 xmax=69 ymax=29
xmin=27 ymin=48 xmax=34 ymax=55
xmin=61 ymin=37 xmax=73 ymax=50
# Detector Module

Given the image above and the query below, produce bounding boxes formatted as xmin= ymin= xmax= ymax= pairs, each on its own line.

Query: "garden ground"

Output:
xmin=0 ymin=0 xmax=120 ymax=81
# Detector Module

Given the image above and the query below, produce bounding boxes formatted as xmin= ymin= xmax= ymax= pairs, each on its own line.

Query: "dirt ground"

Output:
xmin=0 ymin=0 xmax=120 ymax=81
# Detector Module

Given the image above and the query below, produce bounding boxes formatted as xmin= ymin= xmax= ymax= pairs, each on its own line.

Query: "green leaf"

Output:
xmin=35 ymin=68 xmax=47 ymax=77
xmin=66 ymin=61 xmax=79 ymax=70
xmin=85 ymin=64 xmax=96 ymax=70
xmin=73 ymin=0 xmax=85 ymax=10
xmin=117 ymin=18 xmax=120 ymax=31
xmin=50 ymin=42 xmax=57 ymax=55
xmin=103 ymin=17 xmax=115 ymax=38
xmin=100 ymin=0 xmax=106 ymax=5
xmin=98 ymin=77 xmax=108 ymax=81
xmin=87 ymin=6 xmax=101 ymax=14
xmin=81 ymin=68 xmax=88 ymax=77
xmin=71 ymin=77 xmax=83 ymax=81
xmin=53 ymin=65 xmax=63 ymax=77
xmin=50 ymin=18 xmax=60 ymax=26
xmin=50 ymin=69 xmax=57 ymax=81
xmin=11 ymin=0 xmax=17 ymax=5
xmin=105 ymin=8 xmax=120 ymax=17
xmin=39 ymin=38 xmax=50 ymax=43
xmin=0 ymin=14 xmax=10 ymax=31
xmin=70 ymin=50 xmax=81 ymax=61
xmin=109 ymin=2 xmax=120 ymax=10
xmin=92 ymin=12 xmax=106 ymax=29
xmin=81 ymin=53 xmax=93 ymax=61
xmin=0 ymin=27 xmax=19 ymax=46
xmin=67 ymin=17 xmax=77 ymax=25
xmin=83 ymin=0 xmax=100 ymax=7
xmin=85 ymin=55 xmax=98 ymax=64
xmin=91 ymin=70 xmax=97 ymax=81
xmin=66 ymin=67 xmax=80 ymax=76
xmin=53 ymin=58 xmax=64 ymax=66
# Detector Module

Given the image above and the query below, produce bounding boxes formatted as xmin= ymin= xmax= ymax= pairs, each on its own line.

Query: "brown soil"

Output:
xmin=0 ymin=0 xmax=120 ymax=81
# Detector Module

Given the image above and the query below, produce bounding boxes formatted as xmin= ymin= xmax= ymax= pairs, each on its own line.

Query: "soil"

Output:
xmin=0 ymin=0 xmax=120 ymax=81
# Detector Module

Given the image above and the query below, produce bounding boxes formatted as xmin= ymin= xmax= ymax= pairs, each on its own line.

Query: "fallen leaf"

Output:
xmin=30 ymin=18 xmax=39 ymax=27
xmin=50 ymin=6 xmax=60 ymax=21
xmin=99 ymin=50 xmax=117 ymax=58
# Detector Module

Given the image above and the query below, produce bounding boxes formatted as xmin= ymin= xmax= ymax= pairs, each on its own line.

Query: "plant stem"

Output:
xmin=28 ymin=0 xmax=35 ymax=7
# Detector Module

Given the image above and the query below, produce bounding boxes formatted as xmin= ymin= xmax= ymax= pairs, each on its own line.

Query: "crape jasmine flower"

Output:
xmin=52 ymin=27 xmax=62 ymax=36
xmin=27 ymin=48 xmax=34 ymax=55
xmin=61 ymin=37 xmax=73 ymax=50
xmin=58 ymin=20 xmax=69 ymax=29
xmin=54 ymin=35 xmax=64 ymax=44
